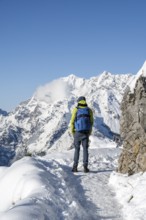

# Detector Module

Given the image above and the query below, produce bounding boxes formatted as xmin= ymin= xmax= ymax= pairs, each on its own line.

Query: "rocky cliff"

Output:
xmin=118 ymin=62 xmax=146 ymax=175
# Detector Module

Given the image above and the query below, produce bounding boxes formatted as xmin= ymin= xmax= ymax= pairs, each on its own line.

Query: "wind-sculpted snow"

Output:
xmin=0 ymin=72 xmax=132 ymax=159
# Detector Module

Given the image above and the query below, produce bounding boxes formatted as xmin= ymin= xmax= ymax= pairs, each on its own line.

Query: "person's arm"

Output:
xmin=70 ymin=108 xmax=78 ymax=134
xmin=89 ymin=108 xmax=94 ymax=135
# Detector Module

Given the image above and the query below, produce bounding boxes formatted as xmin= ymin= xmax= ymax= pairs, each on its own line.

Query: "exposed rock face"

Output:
xmin=0 ymin=109 xmax=8 ymax=116
xmin=118 ymin=66 xmax=146 ymax=175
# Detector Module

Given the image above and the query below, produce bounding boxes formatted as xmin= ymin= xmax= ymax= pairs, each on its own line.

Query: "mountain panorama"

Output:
xmin=0 ymin=62 xmax=146 ymax=220
xmin=0 ymin=68 xmax=132 ymax=160
xmin=0 ymin=61 xmax=145 ymax=163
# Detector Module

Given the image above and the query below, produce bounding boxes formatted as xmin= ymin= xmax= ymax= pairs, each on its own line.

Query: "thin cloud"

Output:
xmin=34 ymin=79 xmax=71 ymax=103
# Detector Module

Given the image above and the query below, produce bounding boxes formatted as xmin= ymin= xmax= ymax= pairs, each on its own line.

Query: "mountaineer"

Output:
xmin=70 ymin=96 xmax=94 ymax=173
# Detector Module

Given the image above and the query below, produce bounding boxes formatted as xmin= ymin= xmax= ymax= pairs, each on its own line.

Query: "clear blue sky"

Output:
xmin=0 ymin=0 xmax=146 ymax=111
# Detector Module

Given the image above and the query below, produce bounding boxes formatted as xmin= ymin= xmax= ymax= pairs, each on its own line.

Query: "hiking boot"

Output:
xmin=72 ymin=166 xmax=78 ymax=172
xmin=84 ymin=166 xmax=89 ymax=173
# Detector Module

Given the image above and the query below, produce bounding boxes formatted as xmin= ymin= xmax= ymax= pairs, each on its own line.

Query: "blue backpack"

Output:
xmin=75 ymin=107 xmax=91 ymax=132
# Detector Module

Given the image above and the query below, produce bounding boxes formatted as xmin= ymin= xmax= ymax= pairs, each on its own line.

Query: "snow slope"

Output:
xmin=0 ymin=138 xmax=123 ymax=220
xmin=1 ymin=136 xmax=146 ymax=220
xmin=110 ymin=171 xmax=146 ymax=220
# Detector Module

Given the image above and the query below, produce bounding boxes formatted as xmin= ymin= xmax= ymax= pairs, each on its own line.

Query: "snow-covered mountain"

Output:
xmin=0 ymin=72 xmax=132 ymax=158
xmin=1 ymin=65 xmax=146 ymax=220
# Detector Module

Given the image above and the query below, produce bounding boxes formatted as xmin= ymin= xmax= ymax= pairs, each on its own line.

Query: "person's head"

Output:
xmin=77 ymin=96 xmax=86 ymax=102
xmin=77 ymin=96 xmax=87 ymax=107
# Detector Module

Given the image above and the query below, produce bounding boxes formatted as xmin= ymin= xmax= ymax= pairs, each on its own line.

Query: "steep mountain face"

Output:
xmin=118 ymin=61 xmax=146 ymax=175
xmin=0 ymin=72 xmax=132 ymax=158
xmin=0 ymin=109 xmax=8 ymax=116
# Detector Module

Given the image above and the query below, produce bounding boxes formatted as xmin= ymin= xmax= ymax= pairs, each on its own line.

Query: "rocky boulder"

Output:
xmin=118 ymin=62 xmax=146 ymax=175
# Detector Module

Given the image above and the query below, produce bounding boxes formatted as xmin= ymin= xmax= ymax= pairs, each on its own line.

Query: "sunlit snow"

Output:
xmin=0 ymin=137 xmax=123 ymax=220
xmin=1 ymin=136 xmax=146 ymax=220
xmin=0 ymin=62 xmax=146 ymax=219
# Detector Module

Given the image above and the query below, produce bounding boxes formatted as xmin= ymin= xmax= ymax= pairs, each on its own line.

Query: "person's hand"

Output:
xmin=71 ymin=129 xmax=75 ymax=135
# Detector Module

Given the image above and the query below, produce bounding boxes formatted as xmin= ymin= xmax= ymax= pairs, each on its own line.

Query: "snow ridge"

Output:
xmin=0 ymin=146 xmax=123 ymax=220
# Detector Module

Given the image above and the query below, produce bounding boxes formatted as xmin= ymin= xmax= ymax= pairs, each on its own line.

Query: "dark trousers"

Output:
xmin=73 ymin=131 xmax=89 ymax=167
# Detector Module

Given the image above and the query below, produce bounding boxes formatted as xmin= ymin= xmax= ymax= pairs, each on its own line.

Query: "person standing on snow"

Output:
xmin=70 ymin=96 xmax=94 ymax=173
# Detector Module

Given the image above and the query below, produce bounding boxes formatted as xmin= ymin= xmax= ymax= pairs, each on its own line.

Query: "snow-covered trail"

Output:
xmin=80 ymin=148 xmax=123 ymax=219
xmin=58 ymin=165 xmax=123 ymax=220
xmin=0 ymin=146 xmax=124 ymax=220
xmin=77 ymin=170 xmax=123 ymax=219
xmin=44 ymin=147 xmax=124 ymax=219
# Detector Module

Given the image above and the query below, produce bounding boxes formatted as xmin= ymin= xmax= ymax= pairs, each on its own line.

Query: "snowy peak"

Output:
xmin=128 ymin=61 xmax=146 ymax=93
xmin=0 ymin=71 xmax=133 ymax=157
xmin=32 ymin=74 xmax=86 ymax=106
xmin=63 ymin=74 xmax=86 ymax=92
xmin=32 ymin=72 xmax=131 ymax=106
xmin=142 ymin=60 xmax=146 ymax=74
